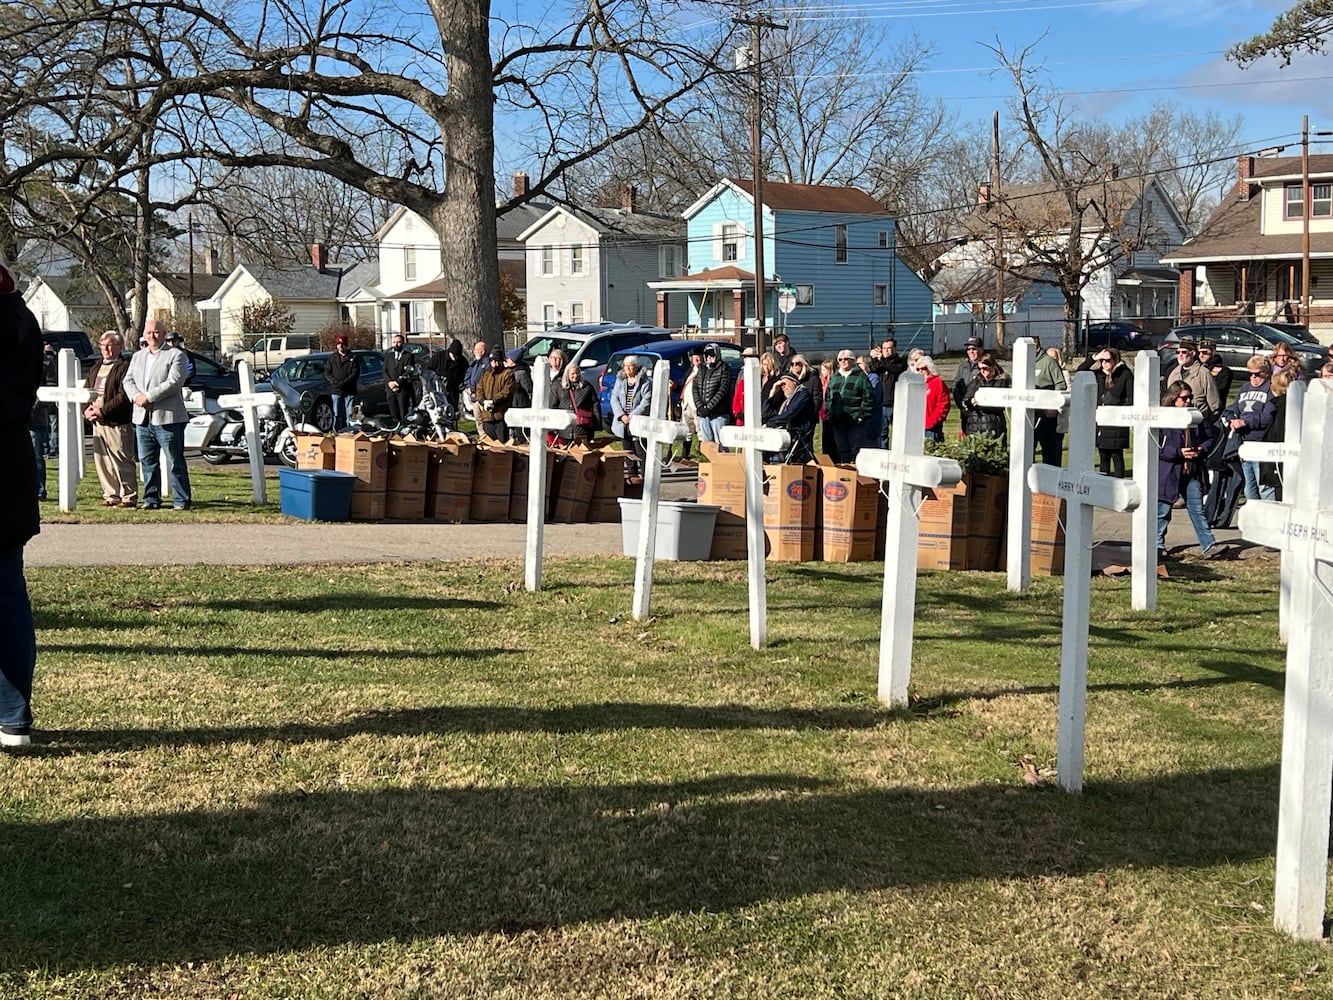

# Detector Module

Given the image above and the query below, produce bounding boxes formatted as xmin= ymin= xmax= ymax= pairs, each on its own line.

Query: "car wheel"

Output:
xmin=313 ymin=399 xmax=335 ymax=432
xmin=201 ymin=448 xmax=232 ymax=465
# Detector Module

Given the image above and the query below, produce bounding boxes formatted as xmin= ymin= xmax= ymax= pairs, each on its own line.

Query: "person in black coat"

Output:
xmin=323 ymin=335 xmax=359 ymax=431
xmin=382 ymin=332 xmax=414 ymax=425
xmin=961 ymin=354 xmax=1011 ymax=443
xmin=0 ymin=255 xmax=44 ymax=748
xmin=765 ymin=373 xmax=817 ymax=462
xmin=1089 ymin=348 xmax=1133 ymax=477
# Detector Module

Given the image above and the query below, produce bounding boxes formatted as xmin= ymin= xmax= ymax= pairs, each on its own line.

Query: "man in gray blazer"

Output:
xmin=122 ymin=318 xmax=192 ymax=510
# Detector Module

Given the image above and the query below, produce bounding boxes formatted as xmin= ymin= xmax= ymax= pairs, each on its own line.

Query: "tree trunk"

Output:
xmin=431 ymin=0 xmax=500 ymax=350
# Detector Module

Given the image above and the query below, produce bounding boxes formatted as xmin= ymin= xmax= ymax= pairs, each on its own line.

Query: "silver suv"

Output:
xmin=513 ymin=323 xmax=672 ymax=383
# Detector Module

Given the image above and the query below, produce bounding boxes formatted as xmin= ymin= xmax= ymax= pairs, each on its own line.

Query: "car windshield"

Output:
xmin=278 ymin=357 xmax=328 ymax=380
xmin=519 ymin=336 xmax=586 ymax=365
xmin=1263 ymin=323 xmax=1318 ymax=345
xmin=1263 ymin=327 xmax=1319 ymax=349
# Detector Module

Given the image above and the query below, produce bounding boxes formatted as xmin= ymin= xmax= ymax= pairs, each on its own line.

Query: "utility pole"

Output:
xmin=992 ymin=111 xmax=1006 ymax=352
xmin=736 ymin=11 xmax=786 ymax=354
xmin=1303 ymin=115 xmax=1311 ymax=326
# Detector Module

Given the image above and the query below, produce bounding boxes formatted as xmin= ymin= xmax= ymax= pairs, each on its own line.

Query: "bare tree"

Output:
xmin=980 ymin=40 xmax=1177 ymax=354
xmin=4 ymin=0 xmax=737 ymax=343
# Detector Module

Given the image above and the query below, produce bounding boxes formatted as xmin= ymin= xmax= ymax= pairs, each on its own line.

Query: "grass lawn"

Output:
xmin=0 ymin=554 xmax=1324 ymax=998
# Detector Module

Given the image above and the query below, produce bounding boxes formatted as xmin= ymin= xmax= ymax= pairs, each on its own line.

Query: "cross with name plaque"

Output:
xmin=217 ymin=359 xmax=274 ymax=506
xmin=36 ymin=348 xmax=97 ymax=512
xmin=855 ymin=371 xmax=962 ymax=707
xmin=1095 ymin=350 xmax=1199 ymax=611
xmin=1237 ymin=378 xmax=1333 ymax=940
xmin=973 ymin=338 xmax=1068 ymax=592
xmin=1239 ymin=379 xmax=1305 ymax=642
xmin=1027 ymin=371 xmax=1141 ymax=793
xmin=628 ymin=359 xmax=687 ymax=620
xmin=719 ymin=357 xmax=790 ymax=650
xmin=505 ymin=367 xmax=575 ymax=592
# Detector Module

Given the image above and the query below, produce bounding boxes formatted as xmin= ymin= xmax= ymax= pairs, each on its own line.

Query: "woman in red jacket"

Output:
xmin=912 ymin=355 xmax=950 ymax=442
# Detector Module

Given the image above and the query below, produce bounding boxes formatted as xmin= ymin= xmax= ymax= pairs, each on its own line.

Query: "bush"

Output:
xmin=316 ymin=323 xmax=377 ymax=351
xmin=926 ymin=432 xmax=1009 ymax=476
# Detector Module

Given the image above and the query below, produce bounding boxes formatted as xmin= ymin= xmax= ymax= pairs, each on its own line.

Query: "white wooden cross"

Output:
xmin=36 ymin=348 xmax=96 ymax=512
xmin=1237 ymin=378 xmax=1333 ymax=940
xmin=855 ymin=372 xmax=962 ymax=707
xmin=1095 ymin=350 xmax=1199 ymax=611
xmin=973 ymin=338 xmax=1068 ymax=592
xmin=504 ymin=367 xmax=574 ymax=592
xmin=719 ymin=357 xmax=789 ymax=650
xmin=1027 ymin=371 xmax=1141 ymax=793
xmin=217 ymin=359 xmax=274 ymax=506
xmin=1239 ymin=379 xmax=1305 ymax=642
xmin=628 ymin=358 xmax=687 ymax=620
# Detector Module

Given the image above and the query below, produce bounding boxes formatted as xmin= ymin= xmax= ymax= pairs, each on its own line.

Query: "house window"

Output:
xmin=659 ymin=244 xmax=681 ymax=278
xmin=404 ymin=247 xmax=417 ymax=282
xmin=410 ymin=301 xmax=429 ymax=333
xmin=1285 ymin=183 xmax=1333 ymax=220
xmin=722 ymin=224 xmax=740 ymax=262
xmin=542 ymin=303 xmax=557 ymax=329
xmin=874 ymin=284 xmax=888 ymax=306
xmin=796 ymin=283 xmax=814 ymax=306
xmin=878 ymin=231 xmax=889 ymax=249
xmin=540 ymin=246 xmax=555 ymax=276
xmin=835 ymin=225 xmax=848 ymax=264
xmin=570 ymin=245 xmax=585 ymax=275
xmin=569 ymin=301 xmax=585 ymax=325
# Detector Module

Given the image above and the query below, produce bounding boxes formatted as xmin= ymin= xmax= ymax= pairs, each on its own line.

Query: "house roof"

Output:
xmin=240 ymin=261 xmax=364 ymax=300
xmin=152 ymin=271 xmax=227 ymax=300
xmin=655 ymin=265 xmax=755 ymax=284
xmin=960 ymin=176 xmax=1166 ymax=240
xmin=518 ymin=203 xmax=684 ymax=244
xmin=497 ymin=202 xmax=554 ymax=244
xmin=26 ymin=273 xmax=108 ymax=307
xmin=683 ymin=178 xmax=891 ymax=220
xmin=1163 ymin=155 xmax=1333 ymax=264
xmin=337 ymin=259 xmax=381 ymax=298
xmin=930 ymin=265 xmax=1035 ymax=304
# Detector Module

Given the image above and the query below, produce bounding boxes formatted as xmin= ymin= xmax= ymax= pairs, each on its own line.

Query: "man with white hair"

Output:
xmin=123 ymin=318 xmax=192 ymax=510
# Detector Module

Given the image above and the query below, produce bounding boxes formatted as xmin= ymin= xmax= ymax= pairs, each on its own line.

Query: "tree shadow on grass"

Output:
xmin=0 ymin=765 xmax=1280 ymax=973
xmin=38 ymin=642 xmax=514 ymax=663
xmin=200 ymin=595 xmax=502 ymax=614
xmin=37 ymin=701 xmax=890 ymax=754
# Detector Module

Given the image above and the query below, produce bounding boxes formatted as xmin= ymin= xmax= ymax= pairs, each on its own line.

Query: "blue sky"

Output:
xmin=785 ymin=0 xmax=1332 ymax=154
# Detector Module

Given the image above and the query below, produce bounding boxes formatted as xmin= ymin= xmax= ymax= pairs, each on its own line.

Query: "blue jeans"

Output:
xmin=0 ymin=547 xmax=36 ymax=729
xmin=880 ymin=406 xmax=894 ymax=446
xmin=137 ymin=422 xmax=192 ymax=508
xmin=1242 ymin=460 xmax=1276 ymax=501
xmin=28 ymin=425 xmax=48 ymax=498
xmin=1158 ymin=475 xmax=1216 ymax=552
xmin=331 ymin=394 xmax=355 ymax=431
xmin=698 ymin=415 xmax=728 ymax=445
xmin=924 ymin=426 xmax=944 ymax=444
xmin=47 ymin=410 xmax=58 ymax=456
xmin=833 ymin=421 xmax=867 ymax=462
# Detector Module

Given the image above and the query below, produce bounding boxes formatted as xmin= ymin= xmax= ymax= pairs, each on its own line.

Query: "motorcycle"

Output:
xmin=184 ymin=376 xmax=321 ymax=469
xmin=354 ymin=368 xmax=456 ymax=441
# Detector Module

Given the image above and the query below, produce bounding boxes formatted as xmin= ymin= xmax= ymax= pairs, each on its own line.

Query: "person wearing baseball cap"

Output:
xmin=764 ymin=370 xmax=816 ymax=462
xmin=164 ymin=330 xmax=193 ymax=377
xmin=953 ymin=337 xmax=984 ymax=410
xmin=324 ymin=333 xmax=359 ymax=430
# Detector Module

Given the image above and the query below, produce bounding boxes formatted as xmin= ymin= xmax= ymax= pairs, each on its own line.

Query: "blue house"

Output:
xmin=647 ymin=178 xmax=933 ymax=356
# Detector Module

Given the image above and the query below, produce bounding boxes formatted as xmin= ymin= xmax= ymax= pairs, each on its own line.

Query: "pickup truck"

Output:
xmin=225 ymin=333 xmax=319 ymax=375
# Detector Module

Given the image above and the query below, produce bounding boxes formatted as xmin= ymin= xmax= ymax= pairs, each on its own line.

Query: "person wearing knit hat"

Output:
xmin=0 ymin=252 xmax=44 ymax=748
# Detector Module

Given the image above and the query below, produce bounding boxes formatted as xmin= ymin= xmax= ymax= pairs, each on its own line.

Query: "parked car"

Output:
xmin=268 ymin=350 xmax=387 ymax=431
xmin=226 ymin=333 xmax=320 ymax=375
xmin=1083 ymin=321 xmax=1157 ymax=352
xmin=1157 ymin=322 xmax=1327 ymax=378
xmin=513 ymin=323 xmax=672 ymax=387
xmin=597 ymin=339 xmax=744 ymax=430
xmin=182 ymin=350 xmax=240 ymax=412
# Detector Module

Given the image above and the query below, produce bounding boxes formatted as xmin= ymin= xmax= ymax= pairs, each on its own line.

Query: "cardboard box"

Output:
xmin=507 ymin=445 xmax=559 ymax=523
xmin=588 ymin=451 xmax=626 ymax=522
xmin=763 ymin=463 xmax=820 ymax=562
xmin=384 ymin=438 xmax=429 ymax=520
xmin=709 ymin=509 xmax=752 ymax=560
xmin=817 ymin=458 xmax=880 ymax=562
xmin=294 ymin=433 xmax=336 ymax=470
xmin=697 ymin=451 xmax=747 ymax=514
xmin=334 ymin=433 xmax=389 ymax=522
xmin=917 ymin=478 xmax=970 ymax=571
xmin=470 ymin=445 xmax=514 ymax=522
xmin=426 ymin=438 xmax=475 ymax=522
xmin=965 ymin=473 xmax=1007 ymax=571
xmin=1030 ymin=491 xmax=1066 ymax=577
xmin=550 ymin=444 xmax=600 ymax=523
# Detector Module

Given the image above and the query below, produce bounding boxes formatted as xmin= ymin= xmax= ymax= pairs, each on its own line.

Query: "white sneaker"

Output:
xmin=1 ymin=726 xmax=31 ymax=748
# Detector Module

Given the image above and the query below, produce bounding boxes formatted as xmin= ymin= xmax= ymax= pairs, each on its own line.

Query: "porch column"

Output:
xmin=656 ymin=291 xmax=668 ymax=329
xmin=733 ymin=290 xmax=744 ymax=341
xmin=1178 ymin=267 xmax=1194 ymax=324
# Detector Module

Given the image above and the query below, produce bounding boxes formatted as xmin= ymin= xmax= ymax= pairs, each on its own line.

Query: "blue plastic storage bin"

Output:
xmin=278 ymin=468 xmax=357 ymax=522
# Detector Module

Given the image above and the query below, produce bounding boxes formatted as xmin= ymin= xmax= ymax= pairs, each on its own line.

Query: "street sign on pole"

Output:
xmin=777 ymin=283 xmax=797 ymax=315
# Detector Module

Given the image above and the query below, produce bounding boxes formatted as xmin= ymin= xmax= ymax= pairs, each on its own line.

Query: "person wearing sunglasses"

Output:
xmin=1164 ymin=338 xmax=1221 ymax=420
xmin=960 ymin=353 xmax=1010 ymax=443
xmin=1157 ymin=380 xmax=1220 ymax=560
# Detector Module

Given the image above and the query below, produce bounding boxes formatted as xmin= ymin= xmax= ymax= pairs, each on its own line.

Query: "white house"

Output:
xmin=23 ymin=273 xmax=108 ymax=332
xmin=519 ymin=187 xmax=687 ymax=332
